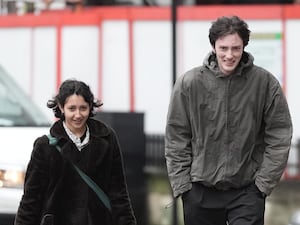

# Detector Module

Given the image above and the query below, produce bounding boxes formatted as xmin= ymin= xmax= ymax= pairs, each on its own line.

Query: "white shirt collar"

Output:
xmin=63 ymin=122 xmax=90 ymax=151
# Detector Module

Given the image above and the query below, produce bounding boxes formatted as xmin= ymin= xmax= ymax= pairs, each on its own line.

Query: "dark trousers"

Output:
xmin=182 ymin=182 xmax=265 ymax=225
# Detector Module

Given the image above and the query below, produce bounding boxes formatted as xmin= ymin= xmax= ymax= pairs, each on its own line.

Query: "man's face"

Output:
xmin=214 ymin=33 xmax=244 ymax=76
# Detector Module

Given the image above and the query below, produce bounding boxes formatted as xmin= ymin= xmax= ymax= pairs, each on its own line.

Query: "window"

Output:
xmin=0 ymin=66 xmax=50 ymax=126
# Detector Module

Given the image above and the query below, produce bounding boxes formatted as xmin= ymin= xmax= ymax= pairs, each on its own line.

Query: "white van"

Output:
xmin=0 ymin=65 xmax=50 ymax=223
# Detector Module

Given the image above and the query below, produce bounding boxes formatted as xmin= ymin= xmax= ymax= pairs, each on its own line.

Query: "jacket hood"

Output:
xmin=203 ymin=51 xmax=254 ymax=77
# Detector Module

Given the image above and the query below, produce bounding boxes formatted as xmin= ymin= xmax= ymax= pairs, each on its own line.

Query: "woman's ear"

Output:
xmin=58 ymin=104 xmax=64 ymax=113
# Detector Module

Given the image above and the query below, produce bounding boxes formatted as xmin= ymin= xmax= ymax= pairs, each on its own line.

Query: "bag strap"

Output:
xmin=46 ymin=134 xmax=112 ymax=212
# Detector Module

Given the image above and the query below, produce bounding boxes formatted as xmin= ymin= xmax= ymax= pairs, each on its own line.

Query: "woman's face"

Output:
xmin=60 ymin=94 xmax=90 ymax=136
xmin=214 ymin=33 xmax=244 ymax=76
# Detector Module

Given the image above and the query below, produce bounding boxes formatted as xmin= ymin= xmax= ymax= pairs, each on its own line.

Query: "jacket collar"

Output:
xmin=50 ymin=118 xmax=111 ymax=142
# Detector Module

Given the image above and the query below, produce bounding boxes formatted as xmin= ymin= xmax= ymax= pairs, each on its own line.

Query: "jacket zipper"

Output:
xmin=224 ymin=77 xmax=232 ymax=180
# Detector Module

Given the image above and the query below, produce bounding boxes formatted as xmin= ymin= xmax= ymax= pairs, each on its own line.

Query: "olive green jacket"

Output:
xmin=165 ymin=52 xmax=293 ymax=198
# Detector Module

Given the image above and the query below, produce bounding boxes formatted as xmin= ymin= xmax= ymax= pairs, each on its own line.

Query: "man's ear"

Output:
xmin=212 ymin=46 xmax=216 ymax=53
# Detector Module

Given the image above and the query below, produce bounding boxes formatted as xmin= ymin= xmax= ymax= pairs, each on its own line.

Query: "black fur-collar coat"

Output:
xmin=15 ymin=118 xmax=136 ymax=225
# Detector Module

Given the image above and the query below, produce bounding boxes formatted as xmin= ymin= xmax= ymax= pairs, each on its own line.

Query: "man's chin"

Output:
xmin=223 ymin=67 xmax=235 ymax=74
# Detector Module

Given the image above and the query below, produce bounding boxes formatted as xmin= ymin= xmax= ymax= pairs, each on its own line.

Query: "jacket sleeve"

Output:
xmin=255 ymin=77 xmax=293 ymax=196
xmin=108 ymin=130 xmax=137 ymax=225
xmin=14 ymin=136 xmax=50 ymax=225
xmin=165 ymin=74 xmax=193 ymax=198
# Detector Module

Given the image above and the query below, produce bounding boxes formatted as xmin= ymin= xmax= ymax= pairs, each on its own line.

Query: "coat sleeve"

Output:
xmin=255 ymin=77 xmax=293 ymax=196
xmin=14 ymin=136 xmax=50 ymax=225
xmin=165 ymin=74 xmax=193 ymax=198
xmin=108 ymin=130 xmax=137 ymax=225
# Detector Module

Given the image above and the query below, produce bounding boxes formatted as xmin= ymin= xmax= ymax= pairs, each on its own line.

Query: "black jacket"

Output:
xmin=15 ymin=118 xmax=136 ymax=225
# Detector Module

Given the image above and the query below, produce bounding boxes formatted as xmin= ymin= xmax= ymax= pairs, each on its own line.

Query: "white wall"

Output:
xmin=102 ymin=20 xmax=130 ymax=112
xmin=134 ymin=21 xmax=172 ymax=134
xmin=0 ymin=28 xmax=32 ymax=94
xmin=33 ymin=27 xmax=57 ymax=120
xmin=286 ymin=20 xmax=300 ymax=145
xmin=61 ymin=26 xmax=99 ymax=97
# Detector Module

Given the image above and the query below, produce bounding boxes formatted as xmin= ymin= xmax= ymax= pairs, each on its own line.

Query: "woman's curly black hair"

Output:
xmin=47 ymin=79 xmax=103 ymax=120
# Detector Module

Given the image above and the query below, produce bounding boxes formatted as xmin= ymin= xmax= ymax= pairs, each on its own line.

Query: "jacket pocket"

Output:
xmin=40 ymin=214 xmax=54 ymax=225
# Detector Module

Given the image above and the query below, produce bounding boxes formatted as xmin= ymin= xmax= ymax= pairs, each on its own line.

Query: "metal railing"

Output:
xmin=144 ymin=134 xmax=167 ymax=175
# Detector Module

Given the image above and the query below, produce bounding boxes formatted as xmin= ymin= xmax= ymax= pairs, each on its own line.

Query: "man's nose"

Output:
xmin=225 ymin=50 xmax=234 ymax=58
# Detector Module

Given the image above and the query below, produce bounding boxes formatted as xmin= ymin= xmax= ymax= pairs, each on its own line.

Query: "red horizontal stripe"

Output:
xmin=283 ymin=5 xmax=300 ymax=19
xmin=178 ymin=5 xmax=283 ymax=20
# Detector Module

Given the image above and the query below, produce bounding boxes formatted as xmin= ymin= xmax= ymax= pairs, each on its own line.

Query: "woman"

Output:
xmin=15 ymin=79 xmax=136 ymax=225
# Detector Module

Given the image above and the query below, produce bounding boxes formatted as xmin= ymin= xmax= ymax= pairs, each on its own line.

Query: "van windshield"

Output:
xmin=0 ymin=66 xmax=50 ymax=127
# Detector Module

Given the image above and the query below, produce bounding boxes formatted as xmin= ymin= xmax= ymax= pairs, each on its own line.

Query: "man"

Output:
xmin=165 ymin=15 xmax=293 ymax=225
